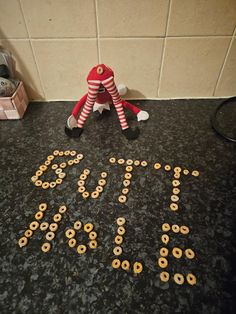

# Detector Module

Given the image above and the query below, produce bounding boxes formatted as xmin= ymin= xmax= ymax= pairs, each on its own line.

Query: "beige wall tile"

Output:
xmin=32 ymin=39 xmax=98 ymax=99
xmin=215 ymin=38 xmax=236 ymax=96
xmin=168 ymin=0 xmax=236 ymax=36
xmin=159 ymin=37 xmax=230 ymax=97
xmin=0 ymin=39 xmax=44 ymax=100
xmin=0 ymin=0 xmax=28 ymax=38
xmin=98 ymin=0 xmax=169 ymax=37
xmin=100 ymin=38 xmax=164 ymax=98
xmin=21 ymin=0 xmax=96 ymax=38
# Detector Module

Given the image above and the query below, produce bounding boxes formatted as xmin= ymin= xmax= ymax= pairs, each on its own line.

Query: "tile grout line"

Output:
xmin=31 ymin=37 xmax=99 ymax=41
xmin=157 ymin=0 xmax=172 ymax=98
xmin=95 ymin=0 xmax=101 ymax=64
xmin=98 ymin=35 xmax=233 ymax=39
xmin=1 ymin=35 xmax=233 ymax=41
xmin=213 ymin=25 xmax=236 ymax=96
xmin=18 ymin=0 xmax=46 ymax=99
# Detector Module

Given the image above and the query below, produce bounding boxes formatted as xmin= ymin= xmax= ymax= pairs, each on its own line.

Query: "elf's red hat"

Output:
xmin=87 ymin=64 xmax=114 ymax=82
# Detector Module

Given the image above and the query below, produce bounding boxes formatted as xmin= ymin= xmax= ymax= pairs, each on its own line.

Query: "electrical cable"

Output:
xmin=211 ymin=96 xmax=236 ymax=143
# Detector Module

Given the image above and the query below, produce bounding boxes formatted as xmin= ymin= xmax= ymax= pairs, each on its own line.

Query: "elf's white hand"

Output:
xmin=67 ymin=115 xmax=78 ymax=129
xmin=117 ymin=84 xmax=127 ymax=96
xmin=137 ymin=110 xmax=149 ymax=121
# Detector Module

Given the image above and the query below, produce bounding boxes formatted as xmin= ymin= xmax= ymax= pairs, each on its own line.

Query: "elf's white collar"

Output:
xmin=93 ymin=102 xmax=111 ymax=113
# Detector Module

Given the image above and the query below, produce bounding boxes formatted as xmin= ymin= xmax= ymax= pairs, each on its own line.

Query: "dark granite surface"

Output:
xmin=0 ymin=99 xmax=236 ymax=314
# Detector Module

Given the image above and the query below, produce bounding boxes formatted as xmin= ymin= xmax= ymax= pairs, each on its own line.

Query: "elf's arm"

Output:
xmin=118 ymin=85 xmax=149 ymax=121
xmin=72 ymin=93 xmax=88 ymax=118
xmin=121 ymin=99 xmax=140 ymax=114
xmin=66 ymin=93 xmax=88 ymax=131
xmin=122 ymin=99 xmax=149 ymax=121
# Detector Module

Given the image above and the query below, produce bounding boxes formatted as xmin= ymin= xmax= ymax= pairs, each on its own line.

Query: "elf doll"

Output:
xmin=65 ymin=64 xmax=149 ymax=140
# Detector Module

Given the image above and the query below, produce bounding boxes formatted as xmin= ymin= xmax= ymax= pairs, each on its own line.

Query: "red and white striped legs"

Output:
xmin=76 ymin=77 xmax=129 ymax=130
xmin=77 ymin=81 xmax=100 ymax=128
xmin=102 ymin=77 xmax=129 ymax=130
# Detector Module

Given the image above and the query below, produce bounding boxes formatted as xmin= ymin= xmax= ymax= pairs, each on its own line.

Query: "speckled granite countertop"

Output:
xmin=0 ymin=99 xmax=236 ymax=314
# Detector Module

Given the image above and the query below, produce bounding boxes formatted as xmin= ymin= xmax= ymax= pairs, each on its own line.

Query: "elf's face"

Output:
xmin=98 ymin=85 xmax=105 ymax=93
xmin=96 ymin=84 xmax=112 ymax=103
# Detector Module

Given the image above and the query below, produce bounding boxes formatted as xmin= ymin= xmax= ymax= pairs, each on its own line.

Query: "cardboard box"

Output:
xmin=0 ymin=81 xmax=29 ymax=120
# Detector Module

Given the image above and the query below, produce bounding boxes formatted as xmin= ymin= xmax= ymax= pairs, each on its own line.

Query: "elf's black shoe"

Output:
xmin=65 ymin=126 xmax=83 ymax=138
xmin=122 ymin=127 xmax=140 ymax=140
